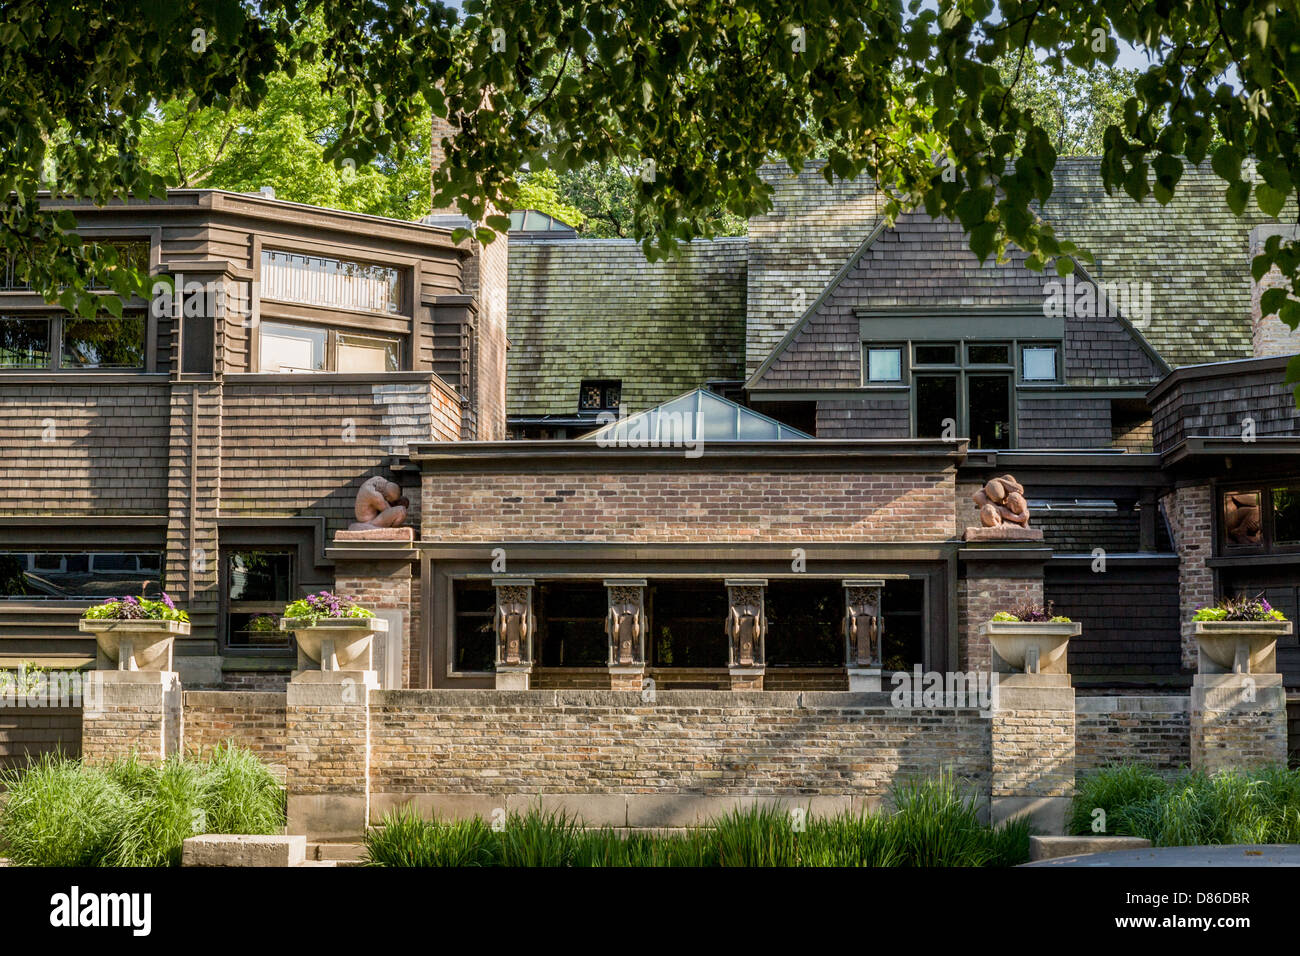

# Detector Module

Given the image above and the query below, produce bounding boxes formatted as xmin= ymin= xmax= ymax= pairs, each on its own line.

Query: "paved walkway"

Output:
xmin=1024 ymin=844 xmax=1300 ymax=867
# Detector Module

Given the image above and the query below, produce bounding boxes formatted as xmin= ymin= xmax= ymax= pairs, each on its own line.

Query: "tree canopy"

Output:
xmin=3 ymin=0 xmax=1299 ymax=349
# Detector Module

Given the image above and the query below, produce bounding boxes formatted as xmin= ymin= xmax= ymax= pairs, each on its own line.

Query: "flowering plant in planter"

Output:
xmin=82 ymin=593 xmax=189 ymax=623
xmin=989 ymin=600 xmax=1072 ymax=624
xmin=1193 ymin=594 xmax=1287 ymax=623
xmin=281 ymin=591 xmax=375 ymax=626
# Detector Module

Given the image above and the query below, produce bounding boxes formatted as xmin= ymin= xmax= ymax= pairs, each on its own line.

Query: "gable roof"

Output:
xmin=744 ymin=158 xmax=1282 ymax=377
xmin=581 ymin=388 xmax=812 ymax=442
xmin=747 ymin=211 xmax=1168 ymax=390
xmin=507 ymin=235 xmax=747 ymax=418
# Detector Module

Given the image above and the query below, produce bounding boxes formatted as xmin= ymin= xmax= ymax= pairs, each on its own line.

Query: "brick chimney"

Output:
xmin=425 ymin=111 xmax=509 ymax=441
xmin=1249 ymin=224 xmax=1300 ymax=357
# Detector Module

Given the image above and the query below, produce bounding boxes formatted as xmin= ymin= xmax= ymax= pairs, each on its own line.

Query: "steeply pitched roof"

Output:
xmin=581 ymin=388 xmax=812 ymax=442
xmin=744 ymin=158 xmax=1282 ymax=375
xmin=507 ymin=236 xmax=747 ymax=418
xmin=747 ymin=211 xmax=1167 ymax=390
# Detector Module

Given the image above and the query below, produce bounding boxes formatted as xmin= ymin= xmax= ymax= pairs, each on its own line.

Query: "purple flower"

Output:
xmin=123 ymin=595 xmax=138 ymax=605
xmin=161 ymin=592 xmax=176 ymax=610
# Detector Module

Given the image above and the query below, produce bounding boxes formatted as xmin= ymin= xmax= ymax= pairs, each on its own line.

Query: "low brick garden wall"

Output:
xmin=182 ymin=691 xmax=287 ymax=777
xmin=366 ymin=690 xmax=992 ymax=826
xmin=1075 ymin=696 xmax=1191 ymax=773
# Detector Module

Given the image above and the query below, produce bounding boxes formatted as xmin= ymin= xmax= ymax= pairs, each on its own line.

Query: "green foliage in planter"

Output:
xmin=281 ymin=591 xmax=375 ymax=626
xmin=1070 ymin=764 xmax=1300 ymax=846
xmin=82 ymin=593 xmax=188 ymax=623
xmin=1192 ymin=593 xmax=1287 ymax=623
xmin=0 ymin=744 xmax=284 ymax=867
xmin=365 ymin=774 xmax=1029 ymax=868
xmin=989 ymin=600 xmax=1072 ymax=624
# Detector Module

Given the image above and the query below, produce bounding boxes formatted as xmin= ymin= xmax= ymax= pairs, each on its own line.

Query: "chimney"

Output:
xmin=429 ymin=112 xmax=462 ymax=218
xmin=1249 ymin=224 xmax=1300 ymax=357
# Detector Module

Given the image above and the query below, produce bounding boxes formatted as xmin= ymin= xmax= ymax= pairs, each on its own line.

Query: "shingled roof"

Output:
xmin=507 ymin=236 xmax=747 ymax=418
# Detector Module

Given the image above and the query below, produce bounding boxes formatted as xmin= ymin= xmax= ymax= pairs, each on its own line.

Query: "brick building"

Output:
xmin=2 ymin=160 xmax=1299 ymax=699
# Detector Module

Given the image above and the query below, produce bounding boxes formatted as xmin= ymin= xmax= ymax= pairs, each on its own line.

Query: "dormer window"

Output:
xmin=579 ymin=379 xmax=621 ymax=412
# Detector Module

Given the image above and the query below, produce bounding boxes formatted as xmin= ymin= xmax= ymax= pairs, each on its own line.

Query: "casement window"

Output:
xmin=578 ymin=379 xmax=622 ymax=412
xmin=1220 ymin=483 xmax=1300 ymax=554
xmin=860 ymin=339 xmax=1063 ymax=448
xmin=0 ymin=551 xmax=161 ymax=599
xmin=224 ymin=550 xmax=294 ymax=649
xmin=536 ymin=582 xmax=607 ymax=666
xmin=257 ymin=320 xmax=399 ymax=373
xmin=451 ymin=580 xmax=496 ymax=673
xmin=0 ymin=315 xmax=146 ymax=370
xmin=260 ymin=250 xmax=404 ymax=315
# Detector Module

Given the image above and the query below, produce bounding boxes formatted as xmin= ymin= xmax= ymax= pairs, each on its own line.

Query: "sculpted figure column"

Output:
xmin=844 ymin=579 xmax=885 ymax=692
xmin=605 ymin=579 xmax=647 ymax=692
xmin=493 ymin=579 xmax=534 ymax=690
xmin=726 ymin=579 xmax=767 ymax=690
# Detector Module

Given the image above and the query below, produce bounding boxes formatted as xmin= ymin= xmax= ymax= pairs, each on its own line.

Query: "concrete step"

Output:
xmin=309 ymin=842 xmax=367 ymax=862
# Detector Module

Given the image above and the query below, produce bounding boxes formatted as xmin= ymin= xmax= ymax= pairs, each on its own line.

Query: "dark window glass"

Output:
xmin=649 ymin=582 xmax=728 ymax=667
xmin=86 ymin=241 xmax=150 ymax=290
xmin=452 ymin=581 xmax=496 ymax=672
xmin=0 ymin=551 xmax=162 ymax=599
xmin=227 ymin=552 xmax=293 ymax=602
xmin=914 ymin=344 xmax=957 ymax=365
xmin=226 ymin=551 xmax=294 ymax=649
xmin=915 ymin=374 xmax=957 ymax=437
xmin=578 ymin=379 xmax=621 ymax=411
xmin=0 ymin=317 xmax=52 ymax=368
xmin=537 ymin=582 xmax=607 ymax=666
xmin=61 ymin=317 xmax=146 ymax=369
xmin=1272 ymin=488 xmax=1300 ymax=545
xmin=764 ymin=580 xmax=842 ymax=666
xmin=967 ymin=343 xmax=1010 ymax=365
xmin=1223 ymin=491 xmax=1263 ymax=548
xmin=881 ymin=580 xmax=926 ymax=672
xmin=968 ymin=374 xmax=1012 ymax=449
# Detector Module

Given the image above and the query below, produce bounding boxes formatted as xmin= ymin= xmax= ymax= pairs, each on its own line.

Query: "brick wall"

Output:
xmin=0 ymin=706 xmax=81 ymax=769
xmin=1075 ymin=696 xmax=1190 ymax=773
xmin=369 ymin=690 xmax=991 ymax=803
xmin=182 ymin=691 xmax=286 ymax=773
xmin=1192 ymin=693 xmax=1289 ymax=773
xmin=1250 ymin=224 xmax=1300 ymax=357
xmin=957 ymin=575 xmax=1044 ymax=673
xmin=990 ymin=708 xmax=1074 ymax=798
xmin=420 ymin=468 xmax=957 ymax=543
xmin=334 ymin=559 xmax=413 ymax=689
xmin=1161 ymin=485 xmax=1214 ymax=669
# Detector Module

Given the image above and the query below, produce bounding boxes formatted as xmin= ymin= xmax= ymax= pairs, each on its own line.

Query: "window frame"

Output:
xmin=865 ymin=345 xmax=906 ymax=383
xmin=0 ymin=313 xmax=149 ymax=372
xmin=221 ymin=548 xmax=297 ymax=654
xmin=1216 ymin=480 xmax=1300 ymax=557
xmin=578 ymin=379 xmax=623 ymax=412
xmin=256 ymin=318 xmax=402 ymax=374
xmin=259 ymin=248 xmax=408 ymax=317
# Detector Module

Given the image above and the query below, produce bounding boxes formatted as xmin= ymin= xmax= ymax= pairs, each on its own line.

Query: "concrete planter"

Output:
xmin=282 ymin=617 xmax=387 ymax=672
xmin=979 ymin=620 xmax=1080 ymax=675
xmin=1193 ymin=619 xmax=1292 ymax=675
xmin=79 ymin=617 xmax=189 ymax=671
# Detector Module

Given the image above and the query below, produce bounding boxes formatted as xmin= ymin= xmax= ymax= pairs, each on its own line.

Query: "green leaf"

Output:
xmin=1225 ymin=181 xmax=1250 ymax=216
xmin=1256 ymin=183 xmax=1287 ymax=218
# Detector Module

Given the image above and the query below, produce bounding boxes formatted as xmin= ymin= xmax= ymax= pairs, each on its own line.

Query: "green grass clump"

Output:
xmin=366 ymin=774 xmax=1029 ymax=868
xmin=0 ymin=744 xmax=284 ymax=867
xmin=1070 ymin=764 xmax=1300 ymax=847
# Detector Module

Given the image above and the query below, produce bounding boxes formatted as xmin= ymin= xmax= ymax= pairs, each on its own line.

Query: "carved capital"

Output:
xmin=605 ymin=582 xmax=646 ymax=666
xmin=493 ymin=582 xmax=533 ymax=666
xmin=844 ymin=581 xmax=883 ymax=668
xmin=726 ymin=582 xmax=767 ymax=668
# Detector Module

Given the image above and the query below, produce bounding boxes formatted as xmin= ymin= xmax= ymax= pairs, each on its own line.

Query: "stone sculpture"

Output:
xmin=349 ymin=476 xmax=409 ymax=531
xmin=495 ymin=587 xmax=531 ymax=664
xmin=728 ymin=589 xmax=766 ymax=666
xmin=973 ymin=474 xmax=1031 ymax=528
xmin=845 ymin=589 xmax=881 ymax=667
xmin=606 ymin=588 xmax=643 ymax=665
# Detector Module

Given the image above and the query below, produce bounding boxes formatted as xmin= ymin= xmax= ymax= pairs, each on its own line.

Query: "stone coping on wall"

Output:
xmin=369 ymin=689 xmax=932 ymax=709
xmin=1075 ymin=695 xmax=1190 ymax=714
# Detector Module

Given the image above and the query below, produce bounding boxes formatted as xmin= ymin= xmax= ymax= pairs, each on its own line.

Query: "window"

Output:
xmin=1218 ymin=483 xmax=1300 ymax=553
xmin=260 ymin=250 xmax=404 ymax=314
xmin=915 ymin=374 xmax=958 ymax=439
xmin=0 ymin=317 xmax=51 ymax=368
xmin=225 ymin=551 xmax=294 ymax=648
xmin=1273 ymin=488 xmax=1300 ymax=546
xmin=648 ymin=581 xmax=728 ymax=667
xmin=914 ymin=344 xmax=957 ymax=365
xmin=764 ymin=580 xmax=842 ymax=667
xmin=3 ymin=241 xmax=149 ymax=293
xmin=966 ymin=343 xmax=1010 ymax=365
xmin=881 ymin=580 xmax=926 ymax=672
xmin=1222 ymin=491 xmax=1264 ymax=549
xmin=0 ymin=315 xmax=145 ymax=370
xmin=1021 ymin=346 xmax=1059 ymax=382
xmin=536 ymin=582 xmax=607 ymax=666
xmin=258 ymin=321 xmax=400 ymax=373
xmin=0 ymin=551 xmax=162 ymax=599
xmin=866 ymin=347 xmax=903 ymax=382
xmin=578 ymin=379 xmax=621 ymax=411
xmin=451 ymin=580 xmax=496 ymax=672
